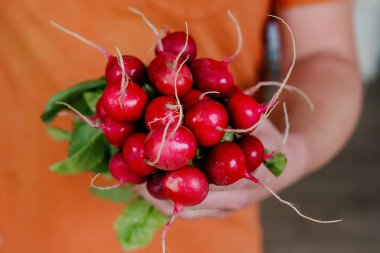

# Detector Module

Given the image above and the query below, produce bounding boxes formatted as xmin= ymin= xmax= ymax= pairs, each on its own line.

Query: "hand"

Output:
xmin=135 ymin=119 xmax=306 ymax=218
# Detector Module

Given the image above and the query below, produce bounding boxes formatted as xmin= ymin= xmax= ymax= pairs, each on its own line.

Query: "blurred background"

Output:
xmin=262 ymin=1 xmax=380 ymax=252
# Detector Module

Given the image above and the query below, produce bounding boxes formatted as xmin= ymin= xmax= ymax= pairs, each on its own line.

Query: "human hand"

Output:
xmin=135 ymin=119 xmax=307 ymax=218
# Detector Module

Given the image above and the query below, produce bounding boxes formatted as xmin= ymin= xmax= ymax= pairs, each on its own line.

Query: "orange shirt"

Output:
xmin=0 ymin=0 xmax=332 ymax=252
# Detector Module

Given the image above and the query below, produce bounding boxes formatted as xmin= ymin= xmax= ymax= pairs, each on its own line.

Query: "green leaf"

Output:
xmin=68 ymin=121 xmax=101 ymax=155
xmin=50 ymin=124 xmax=106 ymax=174
xmin=47 ymin=126 xmax=71 ymax=141
xmin=115 ymin=200 xmax=167 ymax=251
xmin=41 ymin=78 xmax=106 ymax=123
xmin=141 ymin=83 xmax=159 ymax=99
xmin=83 ymin=91 xmax=103 ymax=114
xmin=263 ymin=152 xmax=287 ymax=177
xmin=90 ymin=185 xmax=136 ymax=203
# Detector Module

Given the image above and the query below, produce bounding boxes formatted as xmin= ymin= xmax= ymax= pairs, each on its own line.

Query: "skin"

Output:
xmin=135 ymin=1 xmax=362 ymax=218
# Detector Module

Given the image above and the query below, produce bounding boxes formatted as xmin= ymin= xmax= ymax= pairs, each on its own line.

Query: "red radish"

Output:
xmin=102 ymin=115 xmax=135 ymax=147
xmin=50 ymin=22 xmax=145 ymax=84
xmin=161 ymin=166 xmax=209 ymax=253
xmin=238 ymin=135 xmax=265 ymax=172
xmin=156 ymin=31 xmax=197 ymax=61
xmin=204 ymin=142 xmax=341 ymax=223
xmin=190 ymin=58 xmax=234 ymax=96
xmin=144 ymin=96 xmax=180 ymax=130
xmin=122 ymin=133 xmax=157 ymax=176
xmin=226 ymin=84 xmax=244 ymax=98
xmin=95 ymin=97 xmax=107 ymax=121
xmin=189 ymin=11 xmax=242 ymax=97
xmin=185 ymin=100 xmax=228 ymax=147
xmin=109 ymin=152 xmax=146 ymax=184
xmin=102 ymin=81 xmax=148 ymax=122
xmin=145 ymin=125 xmax=197 ymax=171
xmin=227 ymin=92 xmax=265 ymax=131
xmin=147 ymin=173 xmax=169 ymax=200
xmin=55 ymin=101 xmax=135 ymax=147
xmin=148 ymin=52 xmax=193 ymax=96
xmin=180 ymin=89 xmax=209 ymax=110
xmin=105 ymin=55 xmax=146 ymax=84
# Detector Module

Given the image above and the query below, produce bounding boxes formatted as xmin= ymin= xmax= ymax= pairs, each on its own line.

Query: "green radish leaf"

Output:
xmin=69 ymin=121 xmax=101 ymax=156
xmin=141 ymin=83 xmax=159 ymax=99
xmin=50 ymin=125 xmax=107 ymax=174
xmin=115 ymin=200 xmax=167 ymax=251
xmin=41 ymin=77 xmax=106 ymax=123
xmin=196 ymin=147 xmax=206 ymax=160
xmin=47 ymin=126 xmax=71 ymax=141
xmin=263 ymin=152 xmax=287 ymax=177
xmin=83 ymin=90 xmax=103 ymax=114
xmin=90 ymin=185 xmax=136 ymax=203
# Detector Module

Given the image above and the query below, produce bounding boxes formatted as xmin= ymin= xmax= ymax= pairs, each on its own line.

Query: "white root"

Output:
xmin=146 ymin=116 xmax=178 ymax=166
xmin=55 ymin=101 xmax=98 ymax=128
xmin=226 ymin=10 xmax=242 ymax=63
xmin=89 ymin=173 xmax=122 ymax=190
xmin=263 ymin=15 xmax=296 ymax=118
xmin=199 ymin=91 xmax=220 ymax=100
xmin=115 ymin=47 xmax=130 ymax=103
xmin=128 ymin=7 xmax=163 ymax=52
xmin=259 ymin=180 xmax=342 ymax=224
xmin=171 ymin=55 xmax=189 ymax=135
xmin=50 ymin=21 xmax=110 ymax=58
xmin=244 ymin=81 xmax=314 ymax=111
xmin=217 ymin=15 xmax=296 ymax=134
xmin=173 ymin=22 xmax=189 ymax=68
xmin=264 ymin=102 xmax=290 ymax=159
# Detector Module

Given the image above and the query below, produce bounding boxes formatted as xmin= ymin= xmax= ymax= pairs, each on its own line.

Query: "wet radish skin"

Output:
xmin=144 ymin=96 xmax=180 ymax=131
xmin=109 ymin=152 xmax=146 ymax=184
xmin=147 ymin=173 xmax=169 ymax=200
xmin=102 ymin=115 xmax=135 ymax=147
xmin=238 ymin=135 xmax=265 ymax=172
xmin=185 ymin=100 xmax=228 ymax=147
xmin=145 ymin=125 xmax=197 ymax=171
xmin=156 ymin=31 xmax=197 ymax=61
xmin=162 ymin=166 xmax=209 ymax=206
xmin=122 ymin=133 xmax=157 ymax=176
xmin=102 ymin=82 xmax=148 ymax=122
xmin=203 ymin=142 xmax=247 ymax=186
xmin=105 ymin=55 xmax=146 ymax=84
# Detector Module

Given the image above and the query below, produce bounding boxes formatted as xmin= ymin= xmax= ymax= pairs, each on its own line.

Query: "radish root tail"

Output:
xmin=162 ymin=205 xmax=183 ymax=253
xmin=226 ymin=10 xmax=242 ymax=63
xmin=199 ymin=91 xmax=220 ymax=100
xmin=89 ymin=173 xmax=123 ymax=190
xmin=56 ymin=101 xmax=99 ymax=128
xmin=128 ymin=7 xmax=163 ymax=52
xmin=115 ymin=47 xmax=130 ymax=104
xmin=50 ymin=21 xmax=111 ymax=58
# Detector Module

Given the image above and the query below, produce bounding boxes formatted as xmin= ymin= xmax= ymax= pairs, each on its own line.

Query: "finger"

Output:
xmin=180 ymin=207 xmax=231 ymax=219
xmin=134 ymin=183 xmax=173 ymax=216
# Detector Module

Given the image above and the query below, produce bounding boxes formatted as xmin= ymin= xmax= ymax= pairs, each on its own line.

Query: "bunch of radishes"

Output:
xmin=46 ymin=9 xmax=340 ymax=253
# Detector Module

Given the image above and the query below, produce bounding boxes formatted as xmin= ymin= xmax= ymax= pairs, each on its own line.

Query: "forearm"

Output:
xmin=270 ymin=53 xmax=363 ymax=191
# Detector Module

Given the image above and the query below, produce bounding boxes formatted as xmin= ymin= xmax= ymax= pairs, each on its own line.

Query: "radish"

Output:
xmin=94 ymin=97 xmax=107 ymax=121
xmin=227 ymin=92 xmax=265 ymax=131
xmin=144 ymin=96 xmax=180 ymax=131
xmin=180 ymin=89 xmax=210 ymax=110
xmin=55 ymin=102 xmax=136 ymax=147
xmin=204 ymin=142 xmax=342 ymax=223
xmin=122 ymin=133 xmax=157 ymax=176
xmin=109 ymin=152 xmax=146 ymax=184
xmin=145 ymin=125 xmax=197 ymax=171
xmin=102 ymin=115 xmax=135 ymax=147
xmin=105 ymin=54 xmax=146 ymax=84
xmin=148 ymin=52 xmax=193 ymax=96
xmin=102 ymin=81 xmax=148 ymax=122
xmin=156 ymin=31 xmax=197 ymax=61
xmin=50 ymin=21 xmax=145 ymax=83
xmin=189 ymin=11 xmax=241 ymax=96
xmin=161 ymin=166 xmax=209 ymax=253
xmin=147 ymin=173 xmax=169 ymax=200
xmin=238 ymin=135 xmax=265 ymax=172
xmin=185 ymin=99 xmax=228 ymax=147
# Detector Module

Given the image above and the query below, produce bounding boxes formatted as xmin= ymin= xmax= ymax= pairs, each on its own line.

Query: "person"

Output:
xmin=0 ymin=0 xmax=361 ymax=252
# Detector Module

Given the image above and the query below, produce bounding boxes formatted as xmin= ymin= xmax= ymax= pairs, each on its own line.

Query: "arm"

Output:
xmin=135 ymin=1 xmax=363 ymax=217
